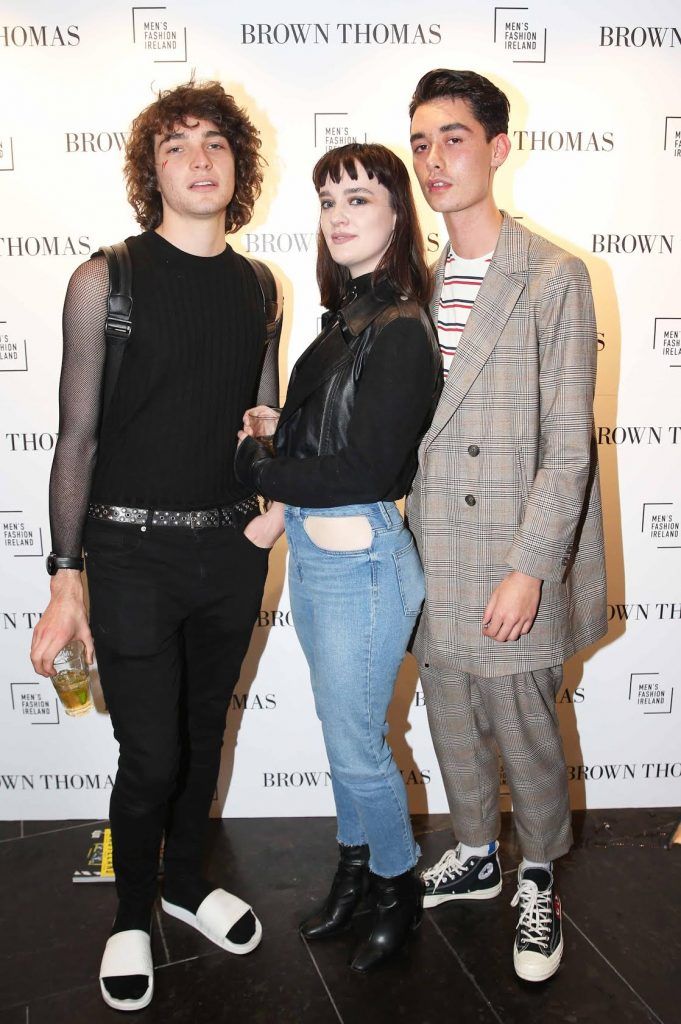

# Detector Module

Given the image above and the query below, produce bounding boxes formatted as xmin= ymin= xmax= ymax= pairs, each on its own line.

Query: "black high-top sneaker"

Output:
xmin=421 ymin=842 xmax=502 ymax=908
xmin=511 ymin=866 xmax=563 ymax=982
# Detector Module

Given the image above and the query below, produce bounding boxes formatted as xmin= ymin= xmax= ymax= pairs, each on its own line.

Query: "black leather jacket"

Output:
xmin=235 ymin=278 xmax=442 ymax=507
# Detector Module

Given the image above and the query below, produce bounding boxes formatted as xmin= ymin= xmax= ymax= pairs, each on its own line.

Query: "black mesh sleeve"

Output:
xmin=48 ymin=256 xmax=108 ymax=557
xmin=255 ymin=310 xmax=282 ymax=408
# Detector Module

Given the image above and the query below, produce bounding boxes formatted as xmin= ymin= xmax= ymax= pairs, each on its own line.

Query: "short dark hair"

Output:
xmin=125 ymin=79 xmax=264 ymax=233
xmin=409 ymin=69 xmax=510 ymax=140
xmin=312 ymin=143 xmax=430 ymax=311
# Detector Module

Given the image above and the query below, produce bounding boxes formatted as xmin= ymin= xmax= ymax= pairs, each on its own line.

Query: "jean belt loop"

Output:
xmin=377 ymin=501 xmax=392 ymax=528
xmin=143 ymin=508 xmax=154 ymax=533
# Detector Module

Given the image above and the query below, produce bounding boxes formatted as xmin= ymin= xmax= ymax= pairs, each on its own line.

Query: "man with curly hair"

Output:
xmin=31 ymin=80 xmax=284 ymax=1011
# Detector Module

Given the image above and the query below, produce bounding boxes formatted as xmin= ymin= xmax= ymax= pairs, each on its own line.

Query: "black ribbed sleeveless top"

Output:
xmin=90 ymin=231 xmax=266 ymax=509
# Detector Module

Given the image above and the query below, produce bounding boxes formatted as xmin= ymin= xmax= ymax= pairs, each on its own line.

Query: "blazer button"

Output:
xmin=467 ymin=445 xmax=480 ymax=457
xmin=465 ymin=494 xmax=476 ymax=507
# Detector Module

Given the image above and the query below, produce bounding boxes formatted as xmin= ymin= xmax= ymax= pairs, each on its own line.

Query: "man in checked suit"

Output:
xmin=406 ymin=69 xmax=607 ymax=981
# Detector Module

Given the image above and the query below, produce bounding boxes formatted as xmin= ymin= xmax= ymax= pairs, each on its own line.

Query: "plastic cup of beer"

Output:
xmin=50 ymin=640 xmax=93 ymax=717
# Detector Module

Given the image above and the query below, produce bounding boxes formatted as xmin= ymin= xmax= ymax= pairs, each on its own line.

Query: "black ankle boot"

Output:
xmin=350 ymin=868 xmax=423 ymax=972
xmin=300 ymin=844 xmax=370 ymax=940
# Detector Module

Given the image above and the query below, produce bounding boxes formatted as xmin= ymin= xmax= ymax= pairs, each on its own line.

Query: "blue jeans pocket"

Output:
xmin=392 ymin=536 xmax=425 ymax=617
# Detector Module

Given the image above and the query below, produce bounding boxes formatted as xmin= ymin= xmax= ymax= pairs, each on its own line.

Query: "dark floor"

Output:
xmin=0 ymin=809 xmax=679 ymax=1023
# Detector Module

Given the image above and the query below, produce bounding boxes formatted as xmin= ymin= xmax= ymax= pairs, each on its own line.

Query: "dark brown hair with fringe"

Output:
xmin=409 ymin=69 xmax=510 ymax=141
xmin=312 ymin=143 xmax=430 ymax=311
xmin=124 ymin=79 xmax=264 ymax=232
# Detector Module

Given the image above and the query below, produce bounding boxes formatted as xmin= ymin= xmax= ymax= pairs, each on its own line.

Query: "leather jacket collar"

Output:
xmin=337 ymin=277 xmax=394 ymax=338
xmin=279 ymin=279 xmax=396 ymax=428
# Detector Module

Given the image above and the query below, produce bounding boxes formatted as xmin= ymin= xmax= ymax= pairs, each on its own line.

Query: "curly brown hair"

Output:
xmin=124 ymin=79 xmax=264 ymax=232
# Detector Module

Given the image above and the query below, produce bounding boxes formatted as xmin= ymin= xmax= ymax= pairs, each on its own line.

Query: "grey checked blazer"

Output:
xmin=407 ymin=213 xmax=607 ymax=677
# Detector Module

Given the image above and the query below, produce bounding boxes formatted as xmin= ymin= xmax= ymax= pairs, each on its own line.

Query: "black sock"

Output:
xmin=102 ymin=975 xmax=150 ymax=1002
xmin=111 ymin=902 xmax=152 ymax=935
xmin=226 ymin=910 xmax=256 ymax=944
xmin=164 ymin=876 xmax=256 ymax=943
xmin=163 ymin=875 xmax=213 ymax=914
xmin=102 ymin=904 xmax=153 ymax=1004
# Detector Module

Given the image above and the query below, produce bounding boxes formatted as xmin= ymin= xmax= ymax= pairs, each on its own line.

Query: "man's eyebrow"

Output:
xmin=409 ymin=122 xmax=472 ymax=143
xmin=439 ymin=122 xmax=471 ymax=134
xmin=159 ymin=128 xmax=226 ymax=144
xmin=159 ymin=130 xmax=187 ymax=144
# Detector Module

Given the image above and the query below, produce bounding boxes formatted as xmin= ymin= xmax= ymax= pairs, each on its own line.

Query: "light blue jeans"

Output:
xmin=285 ymin=501 xmax=423 ymax=877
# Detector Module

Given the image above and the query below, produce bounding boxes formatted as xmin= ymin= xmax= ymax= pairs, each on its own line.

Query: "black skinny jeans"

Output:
xmin=84 ymin=516 xmax=268 ymax=912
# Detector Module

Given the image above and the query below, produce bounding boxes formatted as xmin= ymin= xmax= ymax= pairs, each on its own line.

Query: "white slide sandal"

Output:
xmin=99 ymin=929 xmax=154 ymax=1011
xmin=162 ymin=888 xmax=262 ymax=954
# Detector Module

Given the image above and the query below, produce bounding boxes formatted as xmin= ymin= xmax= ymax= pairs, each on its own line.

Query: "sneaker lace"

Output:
xmin=511 ymin=878 xmax=552 ymax=949
xmin=421 ymin=846 xmax=467 ymax=887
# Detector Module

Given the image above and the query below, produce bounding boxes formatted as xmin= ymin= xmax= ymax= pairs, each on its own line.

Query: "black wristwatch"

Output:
xmin=46 ymin=552 xmax=84 ymax=575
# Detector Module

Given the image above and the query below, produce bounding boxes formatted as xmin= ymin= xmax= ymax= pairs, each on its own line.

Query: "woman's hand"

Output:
xmin=242 ymin=405 xmax=280 ymax=438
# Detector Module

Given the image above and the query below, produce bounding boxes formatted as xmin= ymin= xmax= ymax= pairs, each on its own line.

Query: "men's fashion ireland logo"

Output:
xmin=1 ymin=511 xmax=44 ymax=556
xmin=493 ymin=7 xmax=547 ymax=62
xmin=0 ymin=322 xmax=28 ymax=371
xmin=10 ymin=682 xmax=61 ymax=724
xmin=313 ymin=112 xmax=368 ymax=151
xmin=641 ymin=502 xmax=681 ymax=549
xmin=629 ymin=673 xmax=675 ymax=715
xmin=131 ymin=6 xmax=188 ymax=62
xmin=653 ymin=318 xmax=681 ymax=369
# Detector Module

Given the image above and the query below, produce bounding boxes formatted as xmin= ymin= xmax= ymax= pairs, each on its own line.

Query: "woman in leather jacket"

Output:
xmin=235 ymin=143 xmax=442 ymax=971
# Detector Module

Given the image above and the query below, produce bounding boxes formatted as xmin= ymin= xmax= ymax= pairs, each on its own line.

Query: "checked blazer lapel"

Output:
xmin=421 ymin=213 xmax=527 ymax=450
xmin=429 ymin=245 xmax=448 ymax=326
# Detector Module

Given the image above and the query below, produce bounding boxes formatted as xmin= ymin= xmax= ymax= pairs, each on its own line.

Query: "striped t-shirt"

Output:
xmin=437 ymin=247 xmax=493 ymax=377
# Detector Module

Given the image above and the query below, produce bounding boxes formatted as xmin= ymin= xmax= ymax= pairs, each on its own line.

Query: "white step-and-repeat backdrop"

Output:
xmin=1 ymin=0 xmax=680 ymax=819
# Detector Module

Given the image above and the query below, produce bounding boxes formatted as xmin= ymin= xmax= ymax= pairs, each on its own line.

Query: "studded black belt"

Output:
xmin=88 ymin=495 xmax=260 ymax=530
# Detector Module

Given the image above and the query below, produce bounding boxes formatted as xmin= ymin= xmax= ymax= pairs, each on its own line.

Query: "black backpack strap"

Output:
xmin=92 ymin=241 xmax=133 ymax=420
xmin=101 ymin=241 xmax=133 ymax=342
xmin=247 ymin=257 xmax=280 ymax=342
